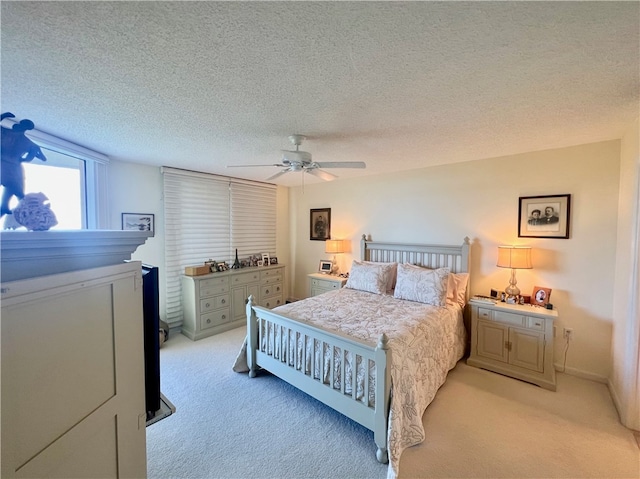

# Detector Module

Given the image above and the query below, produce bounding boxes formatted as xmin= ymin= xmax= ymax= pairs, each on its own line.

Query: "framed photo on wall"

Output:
xmin=121 ymin=212 xmax=154 ymax=236
xmin=310 ymin=208 xmax=331 ymax=241
xmin=518 ymin=194 xmax=571 ymax=239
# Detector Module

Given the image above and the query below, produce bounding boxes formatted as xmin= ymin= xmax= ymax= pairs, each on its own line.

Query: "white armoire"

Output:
xmin=1 ymin=230 xmax=150 ymax=478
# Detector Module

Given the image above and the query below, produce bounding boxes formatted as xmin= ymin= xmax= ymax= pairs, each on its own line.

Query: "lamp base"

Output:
xmin=504 ymin=284 xmax=520 ymax=298
xmin=505 ymin=268 xmax=520 ymax=299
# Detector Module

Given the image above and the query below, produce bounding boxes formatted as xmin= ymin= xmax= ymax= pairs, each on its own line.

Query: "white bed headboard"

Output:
xmin=360 ymin=235 xmax=470 ymax=274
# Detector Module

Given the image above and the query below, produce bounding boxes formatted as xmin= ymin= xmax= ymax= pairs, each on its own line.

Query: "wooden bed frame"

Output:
xmin=245 ymin=236 xmax=470 ymax=463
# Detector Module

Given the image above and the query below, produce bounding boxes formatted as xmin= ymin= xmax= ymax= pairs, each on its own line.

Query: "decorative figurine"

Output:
xmin=1 ymin=112 xmax=48 ymax=217
xmin=232 ymin=249 xmax=241 ymax=269
xmin=9 ymin=192 xmax=58 ymax=231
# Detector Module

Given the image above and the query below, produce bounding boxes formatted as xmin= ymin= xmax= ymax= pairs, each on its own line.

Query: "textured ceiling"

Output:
xmin=2 ymin=2 xmax=638 ymax=187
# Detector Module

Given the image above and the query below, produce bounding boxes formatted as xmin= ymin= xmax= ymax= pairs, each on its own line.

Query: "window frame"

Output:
xmin=23 ymin=125 xmax=110 ymax=229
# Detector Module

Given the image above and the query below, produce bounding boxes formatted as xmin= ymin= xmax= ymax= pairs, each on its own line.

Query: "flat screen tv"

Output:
xmin=141 ymin=263 xmax=161 ymax=418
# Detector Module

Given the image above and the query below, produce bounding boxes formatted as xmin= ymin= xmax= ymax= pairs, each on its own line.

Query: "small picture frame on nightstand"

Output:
xmin=318 ymin=260 xmax=332 ymax=274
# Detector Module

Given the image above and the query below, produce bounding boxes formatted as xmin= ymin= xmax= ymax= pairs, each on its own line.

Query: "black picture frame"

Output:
xmin=121 ymin=212 xmax=155 ymax=237
xmin=310 ymin=208 xmax=331 ymax=241
xmin=518 ymin=194 xmax=571 ymax=239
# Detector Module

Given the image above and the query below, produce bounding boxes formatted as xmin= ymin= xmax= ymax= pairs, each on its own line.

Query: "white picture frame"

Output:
xmin=318 ymin=260 xmax=332 ymax=274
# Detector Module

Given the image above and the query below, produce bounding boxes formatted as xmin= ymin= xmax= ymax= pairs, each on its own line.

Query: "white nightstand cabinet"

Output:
xmin=467 ymin=299 xmax=558 ymax=391
xmin=308 ymin=273 xmax=347 ymax=297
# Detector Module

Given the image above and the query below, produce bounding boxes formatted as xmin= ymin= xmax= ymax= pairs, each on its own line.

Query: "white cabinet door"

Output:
xmin=477 ymin=320 xmax=509 ymax=363
xmin=1 ymin=262 xmax=147 ymax=478
xmin=510 ymin=328 xmax=545 ymax=372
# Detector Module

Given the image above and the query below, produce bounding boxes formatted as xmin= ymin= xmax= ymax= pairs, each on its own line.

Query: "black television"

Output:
xmin=141 ymin=263 xmax=161 ymax=418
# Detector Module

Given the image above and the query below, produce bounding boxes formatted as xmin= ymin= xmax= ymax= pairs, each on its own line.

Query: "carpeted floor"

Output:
xmin=147 ymin=326 xmax=639 ymax=479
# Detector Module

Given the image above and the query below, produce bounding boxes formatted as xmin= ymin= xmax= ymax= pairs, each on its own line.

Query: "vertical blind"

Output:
xmin=162 ymin=167 xmax=276 ymax=326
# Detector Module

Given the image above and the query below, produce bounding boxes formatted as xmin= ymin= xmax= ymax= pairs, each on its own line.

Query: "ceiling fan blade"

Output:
xmin=306 ymin=168 xmax=337 ymax=181
xmin=227 ymin=163 xmax=286 ymax=168
xmin=265 ymin=169 xmax=291 ymax=181
xmin=313 ymin=161 xmax=366 ymax=169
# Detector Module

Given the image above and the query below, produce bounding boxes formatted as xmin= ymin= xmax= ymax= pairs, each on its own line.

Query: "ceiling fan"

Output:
xmin=228 ymin=135 xmax=366 ymax=182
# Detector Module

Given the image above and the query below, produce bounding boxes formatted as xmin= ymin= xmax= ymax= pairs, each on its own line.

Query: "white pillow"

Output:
xmin=446 ymin=272 xmax=469 ymax=308
xmin=345 ymin=261 xmax=396 ymax=295
xmin=393 ymin=263 xmax=450 ymax=306
xmin=360 ymin=261 xmax=397 ymax=293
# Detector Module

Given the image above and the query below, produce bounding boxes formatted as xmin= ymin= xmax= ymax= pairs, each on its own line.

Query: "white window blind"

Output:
xmin=162 ymin=167 xmax=276 ymax=327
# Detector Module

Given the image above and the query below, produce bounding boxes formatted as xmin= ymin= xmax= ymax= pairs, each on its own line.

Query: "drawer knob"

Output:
xmin=205 ymin=302 xmax=211 ymax=308
xmin=276 ymin=286 xmax=280 ymax=292
xmin=265 ymin=289 xmax=270 ymax=294
xmin=221 ymin=299 xmax=226 ymax=304
xmin=207 ymin=319 xmax=211 ymax=324
xmin=222 ymin=315 xmax=226 ymax=320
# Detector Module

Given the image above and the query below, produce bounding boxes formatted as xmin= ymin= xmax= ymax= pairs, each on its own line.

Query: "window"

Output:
xmin=1 ymin=121 xmax=109 ymax=230
xmin=162 ymin=167 xmax=276 ymax=327
xmin=21 ymin=150 xmax=84 ymax=229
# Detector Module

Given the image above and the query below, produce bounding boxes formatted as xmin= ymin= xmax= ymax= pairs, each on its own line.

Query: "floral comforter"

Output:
xmin=267 ymin=288 xmax=466 ymax=479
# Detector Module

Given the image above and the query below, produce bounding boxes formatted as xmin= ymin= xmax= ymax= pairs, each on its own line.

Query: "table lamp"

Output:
xmin=497 ymin=246 xmax=532 ymax=300
xmin=325 ymin=239 xmax=346 ymax=274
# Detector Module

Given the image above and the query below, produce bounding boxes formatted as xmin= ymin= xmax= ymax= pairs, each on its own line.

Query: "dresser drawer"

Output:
xmin=200 ymin=283 xmax=229 ymax=298
xmin=261 ymin=268 xmax=282 ymax=280
xmin=200 ymin=294 xmax=230 ymax=313
xmin=231 ymin=271 xmax=260 ymax=286
xmin=200 ymin=308 xmax=231 ymax=330
xmin=262 ymin=295 xmax=284 ymax=309
xmin=494 ymin=310 xmax=526 ymax=327
xmin=261 ymin=283 xmax=282 ymax=298
xmin=311 ymin=278 xmax=341 ymax=290
xmin=199 ymin=276 xmax=229 ymax=292
xmin=527 ymin=317 xmax=545 ymax=330
xmin=261 ymin=274 xmax=282 ymax=285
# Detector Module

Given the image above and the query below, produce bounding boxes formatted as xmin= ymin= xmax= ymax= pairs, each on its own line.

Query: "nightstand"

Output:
xmin=308 ymin=273 xmax=347 ymax=297
xmin=467 ymin=299 xmax=558 ymax=391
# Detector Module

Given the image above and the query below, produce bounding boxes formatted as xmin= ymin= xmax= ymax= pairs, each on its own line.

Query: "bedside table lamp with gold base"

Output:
xmin=325 ymin=239 xmax=347 ymax=274
xmin=497 ymin=245 xmax=532 ymax=300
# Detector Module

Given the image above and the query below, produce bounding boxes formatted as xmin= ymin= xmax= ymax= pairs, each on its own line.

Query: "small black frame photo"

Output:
xmin=310 ymin=208 xmax=331 ymax=241
xmin=518 ymin=194 xmax=571 ymax=239
xmin=121 ymin=212 xmax=155 ymax=236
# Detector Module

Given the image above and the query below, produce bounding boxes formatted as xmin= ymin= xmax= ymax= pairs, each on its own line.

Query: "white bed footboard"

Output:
xmin=246 ymin=296 xmax=391 ymax=463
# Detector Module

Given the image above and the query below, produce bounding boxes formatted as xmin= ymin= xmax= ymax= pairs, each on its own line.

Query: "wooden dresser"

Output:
xmin=182 ymin=264 xmax=285 ymax=340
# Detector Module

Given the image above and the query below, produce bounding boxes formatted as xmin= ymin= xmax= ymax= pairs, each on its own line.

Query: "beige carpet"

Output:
xmin=147 ymin=326 xmax=639 ymax=479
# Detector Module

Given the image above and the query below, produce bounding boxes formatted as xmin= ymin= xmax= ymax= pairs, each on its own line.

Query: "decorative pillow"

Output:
xmin=360 ymin=261 xmax=397 ymax=293
xmin=393 ymin=263 xmax=450 ymax=306
xmin=345 ymin=261 xmax=396 ymax=295
xmin=446 ymin=272 xmax=469 ymax=308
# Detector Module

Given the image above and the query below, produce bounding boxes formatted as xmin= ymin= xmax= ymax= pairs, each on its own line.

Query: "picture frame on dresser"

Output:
xmin=318 ymin=260 xmax=333 ymax=274
xmin=532 ymin=286 xmax=552 ymax=306
xmin=518 ymin=194 xmax=570 ymax=239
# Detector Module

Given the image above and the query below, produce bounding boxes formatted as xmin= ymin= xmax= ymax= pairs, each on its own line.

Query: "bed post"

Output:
xmin=374 ymin=333 xmax=390 ymax=464
xmin=246 ymin=295 xmax=258 ymax=378
xmin=361 ymin=234 xmax=368 ymax=261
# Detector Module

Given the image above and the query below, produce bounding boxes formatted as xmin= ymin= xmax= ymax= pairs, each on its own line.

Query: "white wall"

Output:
xmin=289 ymin=140 xmax=621 ymax=381
xmin=611 ymin=118 xmax=640 ymax=429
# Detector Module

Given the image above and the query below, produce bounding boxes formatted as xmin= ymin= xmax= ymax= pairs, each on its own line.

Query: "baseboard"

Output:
xmin=554 ymin=363 xmax=608 ymax=384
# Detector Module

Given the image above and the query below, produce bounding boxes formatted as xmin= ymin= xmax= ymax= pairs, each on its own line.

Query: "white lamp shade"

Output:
xmin=325 ymin=239 xmax=345 ymax=254
xmin=497 ymin=246 xmax=532 ymax=269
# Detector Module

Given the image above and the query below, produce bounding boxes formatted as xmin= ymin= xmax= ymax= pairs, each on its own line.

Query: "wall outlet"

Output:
xmin=563 ymin=328 xmax=574 ymax=341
